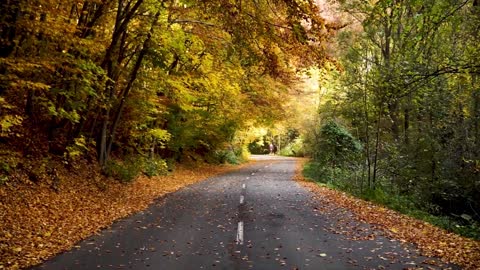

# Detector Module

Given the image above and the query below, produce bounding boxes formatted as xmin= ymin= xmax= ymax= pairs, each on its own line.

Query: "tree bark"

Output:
xmin=106 ymin=10 xmax=161 ymax=159
xmin=97 ymin=0 xmax=146 ymax=165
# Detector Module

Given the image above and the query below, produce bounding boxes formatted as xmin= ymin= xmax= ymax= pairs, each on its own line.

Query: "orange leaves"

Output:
xmin=294 ymin=160 xmax=480 ymax=270
xmin=0 ymin=161 xmax=249 ymax=269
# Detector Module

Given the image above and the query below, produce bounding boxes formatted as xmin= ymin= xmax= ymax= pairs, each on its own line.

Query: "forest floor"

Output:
xmin=0 ymin=160 xmax=251 ymax=270
xmin=294 ymin=160 xmax=480 ymax=270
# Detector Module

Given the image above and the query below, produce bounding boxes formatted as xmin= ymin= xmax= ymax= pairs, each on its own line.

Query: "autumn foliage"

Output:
xmin=0 ymin=160 xmax=250 ymax=269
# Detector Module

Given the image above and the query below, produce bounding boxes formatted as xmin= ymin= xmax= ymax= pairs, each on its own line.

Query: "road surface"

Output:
xmin=32 ymin=156 xmax=457 ymax=270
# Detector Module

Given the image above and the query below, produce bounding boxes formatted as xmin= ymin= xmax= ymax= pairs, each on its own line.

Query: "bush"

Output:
xmin=104 ymin=157 xmax=143 ymax=183
xmin=315 ymin=120 xmax=362 ymax=166
xmin=214 ymin=150 xmax=240 ymax=164
xmin=303 ymin=161 xmax=328 ymax=183
xmin=279 ymin=137 xmax=305 ymax=157
xmin=104 ymin=155 xmax=170 ymax=181
xmin=0 ymin=150 xmax=21 ymax=185
xmin=212 ymin=146 xmax=249 ymax=165
xmin=248 ymin=139 xmax=269 ymax=154
xmin=165 ymin=158 xmax=176 ymax=172
xmin=235 ymin=145 xmax=250 ymax=162
xmin=305 ymin=160 xmax=480 ymax=240
xmin=142 ymin=157 xmax=168 ymax=177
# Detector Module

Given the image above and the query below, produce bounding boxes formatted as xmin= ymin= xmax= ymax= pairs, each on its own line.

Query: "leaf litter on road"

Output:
xmin=294 ymin=159 xmax=480 ymax=270
xmin=0 ymin=161 xmax=252 ymax=269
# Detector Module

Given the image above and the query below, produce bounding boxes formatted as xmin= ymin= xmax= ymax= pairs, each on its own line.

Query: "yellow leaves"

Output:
xmin=148 ymin=129 xmax=171 ymax=142
xmin=10 ymin=80 xmax=51 ymax=91
xmin=0 ymin=160 xmax=249 ymax=269
xmin=0 ymin=98 xmax=15 ymax=110
xmin=0 ymin=115 xmax=23 ymax=138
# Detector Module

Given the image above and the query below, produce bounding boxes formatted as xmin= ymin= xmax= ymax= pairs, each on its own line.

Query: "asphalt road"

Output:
xmin=32 ymin=156 xmax=458 ymax=270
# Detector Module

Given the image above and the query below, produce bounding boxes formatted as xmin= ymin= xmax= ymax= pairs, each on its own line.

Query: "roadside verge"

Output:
xmin=294 ymin=159 xmax=480 ymax=270
xmin=0 ymin=161 xmax=252 ymax=270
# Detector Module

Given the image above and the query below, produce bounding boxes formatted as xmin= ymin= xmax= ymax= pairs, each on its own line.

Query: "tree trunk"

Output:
xmin=473 ymin=74 xmax=479 ymax=158
xmin=106 ymin=10 xmax=161 ymax=159
xmin=364 ymin=85 xmax=371 ymax=188
xmin=404 ymin=94 xmax=411 ymax=145
xmin=0 ymin=0 xmax=20 ymax=58
xmin=372 ymin=104 xmax=382 ymax=189
xmin=389 ymin=99 xmax=400 ymax=142
xmin=96 ymin=0 xmax=146 ymax=165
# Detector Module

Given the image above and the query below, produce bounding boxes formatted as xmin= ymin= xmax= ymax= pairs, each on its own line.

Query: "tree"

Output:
xmin=314 ymin=0 xmax=480 ymax=226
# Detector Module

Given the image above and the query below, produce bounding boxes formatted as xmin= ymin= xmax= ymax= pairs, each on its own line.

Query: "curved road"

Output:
xmin=32 ymin=156 xmax=457 ymax=270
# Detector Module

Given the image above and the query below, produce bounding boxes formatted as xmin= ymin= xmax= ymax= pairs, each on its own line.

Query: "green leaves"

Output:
xmin=316 ymin=120 xmax=362 ymax=166
xmin=314 ymin=0 xmax=480 ymax=235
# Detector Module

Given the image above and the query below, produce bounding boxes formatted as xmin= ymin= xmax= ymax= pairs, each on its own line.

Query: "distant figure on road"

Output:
xmin=269 ymin=143 xmax=274 ymax=155
xmin=273 ymin=144 xmax=278 ymax=155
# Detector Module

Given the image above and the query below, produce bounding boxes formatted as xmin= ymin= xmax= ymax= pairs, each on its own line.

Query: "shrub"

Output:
xmin=315 ymin=120 xmax=362 ymax=167
xmin=214 ymin=150 xmax=240 ymax=164
xmin=104 ymin=157 xmax=143 ymax=183
xmin=279 ymin=137 xmax=305 ymax=157
xmin=142 ymin=157 xmax=168 ymax=177
xmin=212 ymin=146 xmax=249 ymax=165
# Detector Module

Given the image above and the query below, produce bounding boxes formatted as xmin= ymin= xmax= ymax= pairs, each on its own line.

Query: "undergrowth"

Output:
xmin=303 ymin=162 xmax=480 ymax=240
xmin=104 ymin=156 xmax=168 ymax=182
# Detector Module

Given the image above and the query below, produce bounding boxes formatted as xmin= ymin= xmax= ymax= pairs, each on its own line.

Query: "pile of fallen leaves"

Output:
xmin=0 ymin=160 xmax=248 ymax=270
xmin=294 ymin=160 xmax=480 ymax=270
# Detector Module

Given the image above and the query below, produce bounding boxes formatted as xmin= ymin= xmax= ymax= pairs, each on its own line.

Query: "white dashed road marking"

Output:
xmin=237 ymin=183 xmax=247 ymax=245
xmin=236 ymin=221 xmax=244 ymax=245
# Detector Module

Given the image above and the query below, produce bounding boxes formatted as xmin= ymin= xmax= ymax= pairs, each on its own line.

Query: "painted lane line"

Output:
xmin=246 ymin=177 xmax=250 ymax=180
xmin=240 ymin=195 xmax=245 ymax=204
xmin=242 ymin=183 xmax=246 ymax=189
xmin=236 ymin=221 xmax=244 ymax=245
xmin=251 ymin=172 xmax=255 ymax=176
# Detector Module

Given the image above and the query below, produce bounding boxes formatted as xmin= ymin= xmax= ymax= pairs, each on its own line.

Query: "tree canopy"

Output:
xmin=0 ymin=0 xmax=335 ymax=172
xmin=303 ymin=0 xmax=480 ymax=238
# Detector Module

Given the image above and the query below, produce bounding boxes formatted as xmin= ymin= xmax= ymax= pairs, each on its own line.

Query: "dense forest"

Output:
xmin=0 ymin=0 xmax=334 ymax=181
xmin=1 ymin=0 xmax=479 ymax=244
xmin=304 ymin=0 xmax=480 ymax=238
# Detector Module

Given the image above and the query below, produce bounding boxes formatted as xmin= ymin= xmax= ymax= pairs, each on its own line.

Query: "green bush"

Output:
xmin=279 ymin=137 xmax=305 ymax=157
xmin=248 ymin=139 xmax=269 ymax=154
xmin=102 ymin=155 xmax=170 ymax=181
xmin=305 ymin=160 xmax=480 ymax=240
xmin=214 ymin=150 xmax=240 ymax=164
xmin=315 ymin=120 xmax=362 ymax=166
xmin=104 ymin=157 xmax=143 ymax=183
xmin=303 ymin=161 xmax=328 ymax=183
xmin=165 ymin=158 xmax=176 ymax=172
xmin=0 ymin=150 xmax=21 ymax=185
xmin=142 ymin=157 xmax=168 ymax=177
xmin=212 ymin=146 xmax=249 ymax=165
